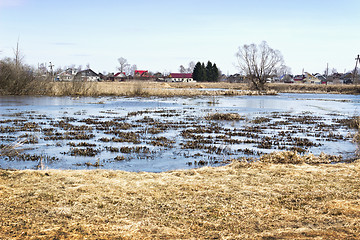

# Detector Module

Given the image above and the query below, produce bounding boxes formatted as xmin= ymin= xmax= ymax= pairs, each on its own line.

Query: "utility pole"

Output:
xmin=353 ymin=55 xmax=360 ymax=85
xmin=326 ymin=63 xmax=329 ymax=77
xmin=49 ymin=62 xmax=55 ymax=81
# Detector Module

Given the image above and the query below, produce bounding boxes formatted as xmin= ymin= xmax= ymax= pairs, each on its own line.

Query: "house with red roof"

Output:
xmin=134 ymin=70 xmax=150 ymax=79
xmin=114 ymin=72 xmax=127 ymax=81
xmin=168 ymin=73 xmax=194 ymax=82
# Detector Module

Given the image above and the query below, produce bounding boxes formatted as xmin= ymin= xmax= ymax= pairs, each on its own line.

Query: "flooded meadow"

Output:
xmin=0 ymin=93 xmax=359 ymax=171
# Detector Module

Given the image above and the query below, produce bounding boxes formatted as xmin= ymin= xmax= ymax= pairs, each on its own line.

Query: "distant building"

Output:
xmin=74 ymin=69 xmax=100 ymax=82
xmin=226 ymin=74 xmax=246 ymax=83
xmin=134 ymin=70 xmax=150 ymax=79
xmin=294 ymin=75 xmax=305 ymax=83
xmin=340 ymin=72 xmax=354 ymax=84
xmin=55 ymin=68 xmax=77 ymax=81
xmin=281 ymin=74 xmax=294 ymax=83
xmin=304 ymin=72 xmax=323 ymax=84
xmin=114 ymin=72 xmax=127 ymax=81
xmin=168 ymin=73 xmax=194 ymax=82
xmin=314 ymin=73 xmax=327 ymax=84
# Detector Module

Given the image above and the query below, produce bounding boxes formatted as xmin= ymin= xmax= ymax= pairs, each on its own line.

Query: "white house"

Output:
xmin=168 ymin=73 xmax=194 ymax=82
xmin=56 ymin=68 xmax=77 ymax=81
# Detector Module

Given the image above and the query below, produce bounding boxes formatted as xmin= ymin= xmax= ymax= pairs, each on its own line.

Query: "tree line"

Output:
xmin=192 ymin=61 xmax=220 ymax=82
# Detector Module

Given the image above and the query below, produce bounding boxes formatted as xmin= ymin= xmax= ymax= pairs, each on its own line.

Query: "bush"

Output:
xmin=0 ymin=57 xmax=37 ymax=95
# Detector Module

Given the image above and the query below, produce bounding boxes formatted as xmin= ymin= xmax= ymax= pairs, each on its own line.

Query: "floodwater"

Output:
xmin=0 ymin=93 xmax=359 ymax=172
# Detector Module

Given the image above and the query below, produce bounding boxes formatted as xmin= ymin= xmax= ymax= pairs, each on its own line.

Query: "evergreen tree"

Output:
xmin=192 ymin=62 xmax=202 ymax=81
xmin=192 ymin=61 xmax=220 ymax=82
xmin=206 ymin=61 xmax=213 ymax=82
xmin=200 ymin=62 xmax=207 ymax=82
xmin=212 ymin=63 xmax=219 ymax=82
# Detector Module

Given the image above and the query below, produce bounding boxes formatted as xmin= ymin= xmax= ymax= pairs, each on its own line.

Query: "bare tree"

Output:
xmin=179 ymin=61 xmax=196 ymax=73
xmin=187 ymin=61 xmax=196 ymax=73
xmin=126 ymin=64 xmax=137 ymax=76
xmin=0 ymin=41 xmax=39 ymax=94
xmin=13 ymin=39 xmax=24 ymax=68
xmin=179 ymin=65 xmax=186 ymax=73
xmin=117 ymin=57 xmax=130 ymax=73
xmin=277 ymin=64 xmax=291 ymax=77
xmin=236 ymin=41 xmax=285 ymax=90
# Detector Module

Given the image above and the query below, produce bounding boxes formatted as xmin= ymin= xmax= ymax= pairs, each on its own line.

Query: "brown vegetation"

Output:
xmin=205 ymin=112 xmax=245 ymax=121
xmin=1 ymin=155 xmax=360 ymax=239
xmin=1 ymin=78 xmax=359 ymax=96
xmin=353 ymin=116 xmax=360 ymax=154
xmin=42 ymin=81 xmax=360 ymax=97
xmin=269 ymin=83 xmax=360 ymax=95
xmin=45 ymin=81 xmax=260 ymax=97
xmin=0 ymin=57 xmax=49 ymax=95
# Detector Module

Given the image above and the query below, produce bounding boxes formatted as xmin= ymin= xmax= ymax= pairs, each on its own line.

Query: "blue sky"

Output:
xmin=0 ymin=0 xmax=359 ymax=75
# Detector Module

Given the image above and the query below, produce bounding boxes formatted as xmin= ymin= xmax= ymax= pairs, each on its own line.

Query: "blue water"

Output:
xmin=0 ymin=93 xmax=359 ymax=171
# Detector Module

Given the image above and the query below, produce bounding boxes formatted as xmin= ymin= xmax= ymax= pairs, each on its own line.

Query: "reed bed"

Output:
xmin=47 ymin=81 xmax=272 ymax=97
xmin=44 ymin=81 xmax=360 ymax=97
xmin=1 ymin=153 xmax=360 ymax=239
xmin=269 ymin=83 xmax=360 ymax=95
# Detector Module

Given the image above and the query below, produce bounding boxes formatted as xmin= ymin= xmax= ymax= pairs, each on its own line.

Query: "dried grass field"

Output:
xmin=1 ymin=155 xmax=360 ymax=239
xmin=46 ymin=81 xmax=360 ymax=96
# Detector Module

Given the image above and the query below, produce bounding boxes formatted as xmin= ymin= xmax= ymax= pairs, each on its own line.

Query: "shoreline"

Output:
xmin=1 ymin=81 xmax=359 ymax=97
xmin=51 ymin=82 xmax=360 ymax=96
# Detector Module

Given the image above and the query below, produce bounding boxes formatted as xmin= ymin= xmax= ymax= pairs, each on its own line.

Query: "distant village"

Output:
xmin=54 ymin=67 xmax=357 ymax=85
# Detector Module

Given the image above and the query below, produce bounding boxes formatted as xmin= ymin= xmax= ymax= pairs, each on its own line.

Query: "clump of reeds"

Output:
xmin=0 ymin=137 xmax=31 ymax=157
xmin=205 ymin=112 xmax=245 ymax=121
xmin=127 ymin=82 xmax=150 ymax=97
xmin=48 ymin=81 xmax=99 ymax=96
xmin=259 ymin=151 xmax=343 ymax=164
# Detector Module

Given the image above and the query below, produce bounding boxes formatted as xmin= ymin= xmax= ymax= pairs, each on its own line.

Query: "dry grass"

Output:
xmin=269 ymin=83 xmax=360 ymax=95
xmin=1 ymin=155 xmax=360 ymax=239
xmin=354 ymin=116 xmax=360 ymax=155
xmin=205 ymin=112 xmax=245 ymax=121
xmin=3 ymin=81 xmax=359 ymax=96
xmin=259 ymin=151 xmax=344 ymax=164
xmin=46 ymin=81 xmax=270 ymax=97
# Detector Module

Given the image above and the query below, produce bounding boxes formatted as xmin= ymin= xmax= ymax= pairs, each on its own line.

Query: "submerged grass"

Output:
xmin=1 ymin=155 xmax=360 ymax=239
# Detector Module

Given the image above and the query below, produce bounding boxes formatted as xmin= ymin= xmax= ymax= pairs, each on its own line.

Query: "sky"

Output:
xmin=0 ymin=0 xmax=359 ymax=75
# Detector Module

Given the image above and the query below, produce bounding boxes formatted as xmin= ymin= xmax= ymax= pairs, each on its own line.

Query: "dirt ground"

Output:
xmin=1 ymin=156 xmax=360 ymax=239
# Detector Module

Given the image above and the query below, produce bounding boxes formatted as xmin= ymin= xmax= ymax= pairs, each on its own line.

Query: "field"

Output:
xmin=45 ymin=81 xmax=360 ymax=96
xmin=1 ymin=154 xmax=360 ymax=239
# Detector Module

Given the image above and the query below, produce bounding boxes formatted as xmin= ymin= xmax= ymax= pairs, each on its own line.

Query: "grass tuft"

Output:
xmin=205 ymin=112 xmax=245 ymax=121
